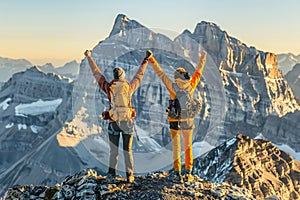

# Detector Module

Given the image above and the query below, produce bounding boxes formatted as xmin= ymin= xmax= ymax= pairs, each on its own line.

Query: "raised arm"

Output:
xmin=190 ymin=50 xmax=207 ymax=90
xmin=84 ymin=50 xmax=110 ymax=95
xmin=148 ymin=51 xmax=174 ymax=94
xmin=129 ymin=58 xmax=148 ymax=92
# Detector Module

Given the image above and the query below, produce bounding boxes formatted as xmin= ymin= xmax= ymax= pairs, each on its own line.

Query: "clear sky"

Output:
xmin=0 ymin=0 xmax=299 ymax=66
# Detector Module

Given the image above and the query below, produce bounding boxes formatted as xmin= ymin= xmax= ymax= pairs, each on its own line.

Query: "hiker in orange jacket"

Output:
xmin=148 ymin=50 xmax=207 ymax=182
xmin=84 ymin=50 xmax=150 ymax=183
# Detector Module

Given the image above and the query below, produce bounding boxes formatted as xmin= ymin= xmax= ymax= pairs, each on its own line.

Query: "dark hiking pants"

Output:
xmin=107 ymin=122 xmax=134 ymax=177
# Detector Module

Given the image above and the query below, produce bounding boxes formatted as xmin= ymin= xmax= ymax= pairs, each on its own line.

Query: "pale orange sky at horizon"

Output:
xmin=1 ymin=0 xmax=299 ymax=66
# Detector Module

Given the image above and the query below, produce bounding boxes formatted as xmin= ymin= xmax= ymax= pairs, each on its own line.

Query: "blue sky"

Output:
xmin=0 ymin=0 xmax=299 ymax=66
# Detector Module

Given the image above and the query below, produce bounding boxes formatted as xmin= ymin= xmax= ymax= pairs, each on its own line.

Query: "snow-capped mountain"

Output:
xmin=0 ymin=14 xmax=300 ymax=197
xmin=0 ymin=57 xmax=79 ymax=83
xmin=277 ymin=53 xmax=300 ymax=75
xmin=194 ymin=134 xmax=300 ymax=199
xmin=38 ymin=60 xmax=79 ymax=79
xmin=75 ymin=14 xmax=299 ymax=152
xmin=174 ymin=21 xmax=300 ymax=151
xmin=0 ymin=57 xmax=32 ymax=82
xmin=0 ymin=67 xmax=90 ymax=195
xmin=285 ymin=63 xmax=300 ymax=100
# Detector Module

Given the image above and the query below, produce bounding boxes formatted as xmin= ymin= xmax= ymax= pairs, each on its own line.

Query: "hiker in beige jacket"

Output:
xmin=84 ymin=50 xmax=151 ymax=183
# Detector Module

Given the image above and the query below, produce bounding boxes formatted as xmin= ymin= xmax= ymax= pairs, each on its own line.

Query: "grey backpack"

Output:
xmin=167 ymin=83 xmax=202 ymax=119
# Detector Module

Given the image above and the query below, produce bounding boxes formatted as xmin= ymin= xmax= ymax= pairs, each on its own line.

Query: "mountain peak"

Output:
xmin=181 ymin=29 xmax=192 ymax=36
xmin=115 ymin=13 xmax=129 ymax=21
xmin=194 ymin=21 xmax=222 ymax=34
xmin=63 ymin=60 xmax=78 ymax=66
xmin=108 ymin=14 xmax=144 ymax=38
xmin=195 ymin=134 xmax=300 ymax=199
xmin=25 ymin=65 xmax=43 ymax=74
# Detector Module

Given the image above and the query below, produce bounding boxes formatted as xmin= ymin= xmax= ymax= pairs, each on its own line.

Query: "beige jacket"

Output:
xmin=86 ymin=55 xmax=148 ymax=121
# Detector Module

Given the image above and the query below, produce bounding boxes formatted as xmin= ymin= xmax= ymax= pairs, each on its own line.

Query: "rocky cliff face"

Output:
xmin=75 ymin=14 xmax=299 ymax=151
xmin=285 ymin=63 xmax=300 ymax=100
xmin=175 ymin=21 xmax=299 ymax=145
xmin=0 ymin=67 xmax=84 ymax=195
xmin=194 ymin=134 xmax=300 ymax=199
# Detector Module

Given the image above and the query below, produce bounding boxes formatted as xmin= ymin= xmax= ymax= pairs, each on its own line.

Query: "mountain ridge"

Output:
xmin=0 ymin=14 xmax=299 ymax=197
xmin=3 ymin=134 xmax=299 ymax=199
xmin=0 ymin=57 xmax=32 ymax=82
xmin=0 ymin=57 xmax=79 ymax=82
xmin=277 ymin=53 xmax=300 ymax=75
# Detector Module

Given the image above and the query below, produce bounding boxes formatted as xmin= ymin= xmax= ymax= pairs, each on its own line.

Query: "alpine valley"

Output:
xmin=0 ymin=14 xmax=299 ymax=199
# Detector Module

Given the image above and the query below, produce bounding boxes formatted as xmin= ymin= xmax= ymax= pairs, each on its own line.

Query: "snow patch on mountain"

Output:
xmin=0 ymin=98 xmax=11 ymax=110
xmin=15 ymin=99 xmax=62 ymax=116
xmin=5 ymin=123 xmax=14 ymax=129
xmin=30 ymin=125 xmax=43 ymax=134
xmin=195 ymin=138 xmax=237 ymax=184
xmin=18 ymin=124 xmax=27 ymax=130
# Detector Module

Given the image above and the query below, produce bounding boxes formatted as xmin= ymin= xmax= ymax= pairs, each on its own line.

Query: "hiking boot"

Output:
xmin=106 ymin=174 xmax=116 ymax=182
xmin=184 ymin=172 xmax=194 ymax=182
xmin=168 ymin=172 xmax=183 ymax=183
xmin=127 ymin=175 xmax=135 ymax=183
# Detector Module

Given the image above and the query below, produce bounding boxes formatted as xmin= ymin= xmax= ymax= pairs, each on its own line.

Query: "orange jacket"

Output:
xmin=149 ymin=54 xmax=206 ymax=122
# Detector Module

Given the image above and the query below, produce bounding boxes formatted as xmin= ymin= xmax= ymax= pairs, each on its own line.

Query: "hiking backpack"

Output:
xmin=167 ymin=83 xmax=202 ymax=119
xmin=108 ymin=79 xmax=135 ymax=122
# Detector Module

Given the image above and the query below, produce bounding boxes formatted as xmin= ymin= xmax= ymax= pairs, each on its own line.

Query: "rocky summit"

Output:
xmin=194 ymin=134 xmax=300 ymax=199
xmin=3 ymin=134 xmax=300 ymax=200
xmin=3 ymin=168 xmax=256 ymax=200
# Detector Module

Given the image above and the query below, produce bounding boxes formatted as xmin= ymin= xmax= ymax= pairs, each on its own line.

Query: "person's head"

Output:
xmin=174 ymin=67 xmax=190 ymax=81
xmin=113 ymin=67 xmax=126 ymax=80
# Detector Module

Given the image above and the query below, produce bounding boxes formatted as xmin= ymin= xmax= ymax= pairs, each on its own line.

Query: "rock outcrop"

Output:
xmin=285 ymin=63 xmax=300 ymax=101
xmin=3 ymin=169 xmax=256 ymax=200
xmin=194 ymin=134 xmax=300 ymax=199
